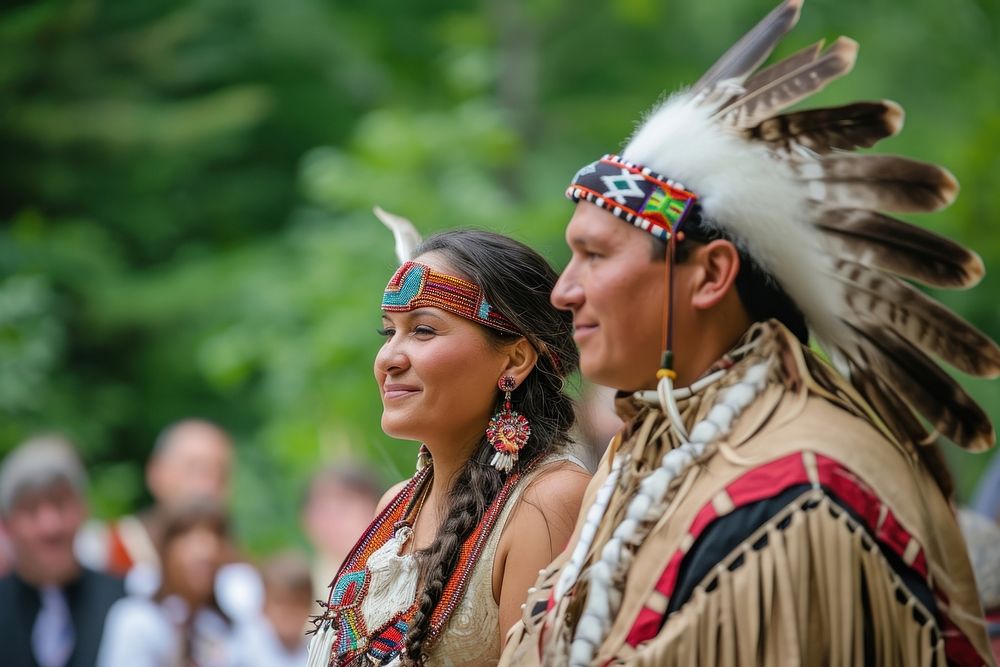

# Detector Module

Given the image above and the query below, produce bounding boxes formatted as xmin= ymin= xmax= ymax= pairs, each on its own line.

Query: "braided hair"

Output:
xmin=403 ymin=230 xmax=579 ymax=663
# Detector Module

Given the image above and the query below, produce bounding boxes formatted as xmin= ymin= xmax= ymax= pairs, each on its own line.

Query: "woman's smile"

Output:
xmin=382 ymin=383 xmax=421 ymax=401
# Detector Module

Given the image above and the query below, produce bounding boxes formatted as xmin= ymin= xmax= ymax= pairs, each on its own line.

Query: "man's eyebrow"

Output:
xmin=570 ymin=233 xmax=613 ymax=249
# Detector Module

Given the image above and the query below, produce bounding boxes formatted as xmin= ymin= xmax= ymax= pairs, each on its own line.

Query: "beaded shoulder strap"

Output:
xmin=424 ymin=454 xmax=543 ymax=645
xmin=311 ymin=455 xmax=543 ymax=660
xmin=334 ymin=465 xmax=431 ymax=584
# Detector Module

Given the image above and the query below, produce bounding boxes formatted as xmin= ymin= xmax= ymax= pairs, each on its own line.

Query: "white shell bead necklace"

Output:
xmin=564 ymin=359 xmax=772 ymax=667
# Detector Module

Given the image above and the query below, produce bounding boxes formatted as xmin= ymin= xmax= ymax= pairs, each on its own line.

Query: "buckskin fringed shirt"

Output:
xmin=501 ymin=321 xmax=994 ymax=666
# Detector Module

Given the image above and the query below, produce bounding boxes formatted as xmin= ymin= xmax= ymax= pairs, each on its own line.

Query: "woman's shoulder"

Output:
xmin=520 ymin=457 xmax=591 ymax=508
xmin=375 ymin=479 xmax=411 ymax=514
xmin=491 ymin=457 xmax=591 ymax=591
xmin=504 ymin=457 xmax=590 ymax=536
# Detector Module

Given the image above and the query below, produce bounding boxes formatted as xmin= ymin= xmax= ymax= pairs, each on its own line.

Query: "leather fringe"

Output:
xmin=627 ymin=490 xmax=946 ymax=666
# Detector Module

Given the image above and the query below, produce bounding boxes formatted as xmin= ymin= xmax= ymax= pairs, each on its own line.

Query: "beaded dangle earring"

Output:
xmin=487 ymin=376 xmax=531 ymax=473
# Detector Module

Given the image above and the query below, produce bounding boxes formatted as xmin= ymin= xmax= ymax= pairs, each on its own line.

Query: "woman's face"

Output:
xmin=374 ymin=255 xmax=512 ymax=452
xmin=162 ymin=523 xmax=225 ymax=604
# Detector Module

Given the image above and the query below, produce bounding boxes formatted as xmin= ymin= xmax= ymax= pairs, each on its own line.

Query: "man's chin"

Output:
xmin=30 ymin=558 xmax=80 ymax=586
xmin=580 ymin=353 xmax=656 ymax=393
xmin=579 ymin=353 xmax=624 ymax=390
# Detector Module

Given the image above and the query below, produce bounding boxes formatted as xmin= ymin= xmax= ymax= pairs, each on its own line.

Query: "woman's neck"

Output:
xmin=416 ymin=433 xmax=481 ymax=535
xmin=162 ymin=583 xmax=211 ymax=612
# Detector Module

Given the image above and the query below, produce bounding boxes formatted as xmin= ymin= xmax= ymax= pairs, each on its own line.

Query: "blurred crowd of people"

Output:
xmin=3 ymin=408 xmax=999 ymax=664
xmin=0 ymin=422 xmax=384 ymax=667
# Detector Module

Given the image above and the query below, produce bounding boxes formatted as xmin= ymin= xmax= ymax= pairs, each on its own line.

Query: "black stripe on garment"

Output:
xmin=662 ymin=483 xmax=940 ymax=663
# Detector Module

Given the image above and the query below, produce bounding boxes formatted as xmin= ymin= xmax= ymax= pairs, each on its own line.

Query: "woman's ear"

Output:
xmin=690 ymin=239 xmax=741 ymax=311
xmin=500 ymin=338 xmax=539 ymax=387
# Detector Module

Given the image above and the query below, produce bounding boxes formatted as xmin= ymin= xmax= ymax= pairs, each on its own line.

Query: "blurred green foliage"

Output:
xmin=2 ymin=0 xmax=998 ymax=552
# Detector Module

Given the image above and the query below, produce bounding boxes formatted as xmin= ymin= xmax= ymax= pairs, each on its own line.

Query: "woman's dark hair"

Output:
xmin=402 ymin=229 xmax=579 ymax=664
xmin=652 ymin=204 xmax=809 ymax=343
xmin=155 ymin=499 xmax=231 ymax=624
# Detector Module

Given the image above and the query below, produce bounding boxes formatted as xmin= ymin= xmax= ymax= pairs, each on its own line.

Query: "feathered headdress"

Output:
xmin=567 ymin=0 xmax=999 ymax=452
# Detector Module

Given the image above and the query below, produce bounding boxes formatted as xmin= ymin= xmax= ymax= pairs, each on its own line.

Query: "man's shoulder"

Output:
xmin=0 ymin=571 xmax=32 ymax=602
xmin=0 ymin=572 xmax=19 ymax=600
xmin=734 ymin=388 xmax=918 ymax=489
xmin=78 ymin=566 xmax=126 ymax=598
xmin=755 ymin=387 xmax=892 ymax=445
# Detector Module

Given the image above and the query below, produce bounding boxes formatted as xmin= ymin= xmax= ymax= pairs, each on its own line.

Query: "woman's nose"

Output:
xmin=375 ymin=338 xmax=410 ymax=376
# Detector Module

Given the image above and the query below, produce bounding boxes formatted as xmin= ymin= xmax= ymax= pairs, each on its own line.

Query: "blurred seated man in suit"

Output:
xmin=0 ymin=435 xmax=124 ymax=667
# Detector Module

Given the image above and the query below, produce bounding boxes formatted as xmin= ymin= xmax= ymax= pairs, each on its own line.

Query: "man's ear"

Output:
xmin=500 ymin=338 xmax=539 ymax=387
xmin=690 ymin=239 xmax=741 ymax=311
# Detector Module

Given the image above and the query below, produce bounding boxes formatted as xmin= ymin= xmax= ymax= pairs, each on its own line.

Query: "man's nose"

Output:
xmin=551 ymin=261 xmax=583 ymax=312
xmin=34 ymin=503 xmax=66 ymax=536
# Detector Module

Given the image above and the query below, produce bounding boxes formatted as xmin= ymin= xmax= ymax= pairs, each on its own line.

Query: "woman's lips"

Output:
xmin=573 ymin=322 xmax=598 ymax=341
xmin=383 ymin=384 xmax=421 ymax=400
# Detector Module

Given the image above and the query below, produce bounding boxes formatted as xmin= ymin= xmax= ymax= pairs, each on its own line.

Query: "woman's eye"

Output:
xmin=413 ymin=326 xmax=436 ymax=336
xmin=377 ymin=327 xmax=394 ymax=337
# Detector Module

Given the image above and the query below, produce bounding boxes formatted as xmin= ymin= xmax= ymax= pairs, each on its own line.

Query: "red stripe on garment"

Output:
xmin=622 ymin=452 xmax=982 ymax=666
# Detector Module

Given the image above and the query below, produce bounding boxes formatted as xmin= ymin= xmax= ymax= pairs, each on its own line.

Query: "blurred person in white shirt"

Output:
xmin=77 ymin=419 xmax=262 ymax=621
xmin=98 ymin=500 xmax=236 ymax=667
xmin=300 ymin=463 xmax=381 ymax=600
xmin=231 ymin=551 xmax=312 ymax=667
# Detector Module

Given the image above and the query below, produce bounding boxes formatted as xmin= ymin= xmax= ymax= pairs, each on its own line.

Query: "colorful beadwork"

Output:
xmin=312 ymin=456 xmax=542 ymax=665
xmin=487 ymin=376 xmax=531 ymax=473
xmin=566 ymin=154 xmax=698 ymax=240
xmin=382 ymin=261 xmax=519 ymax=335
xmin=331 ymin=569 xmax=369 ymax=607
xmin=329 ymin=568 xmax=371 ymax=656
xmin=368 ymin=615 xmax=409 ymax=663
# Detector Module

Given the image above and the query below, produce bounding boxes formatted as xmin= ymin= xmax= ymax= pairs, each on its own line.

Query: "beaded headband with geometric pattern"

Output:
xmin=566 ymin=154 xmax=699 ymax=240
xmin=382 ymin=260 xmax=520 ymax=336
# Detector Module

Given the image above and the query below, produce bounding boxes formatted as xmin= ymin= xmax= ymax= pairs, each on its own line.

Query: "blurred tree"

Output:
xmin=1 ymin=0 xmax=998 ymax=552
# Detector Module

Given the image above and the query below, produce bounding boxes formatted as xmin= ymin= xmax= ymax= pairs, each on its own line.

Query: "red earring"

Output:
xmin=487 ymin=376 xmax=531 ymax=473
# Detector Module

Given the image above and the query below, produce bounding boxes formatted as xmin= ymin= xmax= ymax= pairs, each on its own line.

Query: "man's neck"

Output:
xmin=16 ymin=563 xmax=82 ymax=590
xmin=631 ymin=324 xmax=753 ymax=393
xmin=674 ymin=321 xmax=753 ymax=388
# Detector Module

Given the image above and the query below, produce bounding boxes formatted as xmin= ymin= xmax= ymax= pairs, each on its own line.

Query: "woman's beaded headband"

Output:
xmin=566 ymin=154 xmax=699 ymax=240
xmin=382 ymin=261 xmax=520 ymax=336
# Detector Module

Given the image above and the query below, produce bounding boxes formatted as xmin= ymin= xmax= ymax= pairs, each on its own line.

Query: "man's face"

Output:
xmin=5 ymin=481 xmax=85 ymax=586
xmin=148 ymin=427 xmax=233 ymax=508
xmin=552 ymin=202 xmax=667 ymax=391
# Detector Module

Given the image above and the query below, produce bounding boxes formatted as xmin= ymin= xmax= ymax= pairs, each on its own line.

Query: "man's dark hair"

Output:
xmin=649 ymin=204 xmax=809 ymax=343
